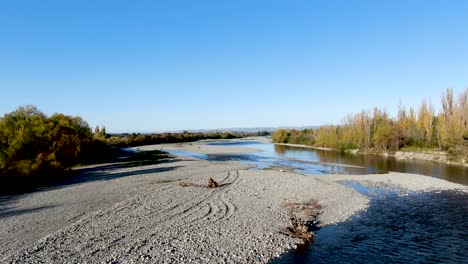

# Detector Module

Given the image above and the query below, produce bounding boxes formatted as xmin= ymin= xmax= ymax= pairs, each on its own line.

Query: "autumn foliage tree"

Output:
xmin=0 ymin=106 xmax=113 ymax=192
xmin=272 ymin=88 xmax=468 ymax=161
xmin=438 ymin=88 xmax=465 ymax=148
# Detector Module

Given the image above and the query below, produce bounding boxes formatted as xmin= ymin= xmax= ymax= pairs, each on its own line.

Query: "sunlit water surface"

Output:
xmin=166 ymin=140 xmax=468 ymax=263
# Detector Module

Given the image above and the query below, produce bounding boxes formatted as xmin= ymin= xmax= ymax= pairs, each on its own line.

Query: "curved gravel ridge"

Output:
xmin=0 ymin=157 xmax=249 ymax=259
xmin=3 ymin=168 xmax=368 ymax=263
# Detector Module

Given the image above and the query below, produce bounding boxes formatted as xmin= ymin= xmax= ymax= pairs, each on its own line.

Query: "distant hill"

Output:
xmin=175 ymin=126 xmax=319 ymax=134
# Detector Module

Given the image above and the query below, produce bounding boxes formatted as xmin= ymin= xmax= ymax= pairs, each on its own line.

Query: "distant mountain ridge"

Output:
xmin=110 ymin=126 xmax=319 ymax=135
xmin=173 ymin=126 xmax=319 ymax=134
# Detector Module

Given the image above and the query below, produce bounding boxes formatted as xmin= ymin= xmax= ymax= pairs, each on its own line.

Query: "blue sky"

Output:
xmin=1 ymin=1 xmax=467 ymax=132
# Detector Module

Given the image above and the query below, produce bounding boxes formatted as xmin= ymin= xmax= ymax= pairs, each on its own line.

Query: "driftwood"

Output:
xmin=208 ymin=178 xmax=219 ymax=188
xmin=180 ymin=178 xmax=220 ymax=189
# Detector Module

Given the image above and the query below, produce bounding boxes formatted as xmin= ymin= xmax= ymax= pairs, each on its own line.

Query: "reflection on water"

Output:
xmin=205 ymin=143 xmax=384 ymax=175
xmin=205 ymin=140 xmax=468 ymax=263
xmin=171 ymin=140 xmax=468 ymax=263
xmin=205 ymin=141 xmax=468 ymax=185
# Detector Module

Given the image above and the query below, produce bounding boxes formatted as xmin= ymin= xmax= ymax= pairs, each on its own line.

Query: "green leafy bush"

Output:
xmin=0 ymin=106 xmax=113 ymax=193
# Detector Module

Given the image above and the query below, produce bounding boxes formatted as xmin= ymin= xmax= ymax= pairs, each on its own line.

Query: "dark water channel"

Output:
xmin=167 ymin=140 xmax=468 ymax=263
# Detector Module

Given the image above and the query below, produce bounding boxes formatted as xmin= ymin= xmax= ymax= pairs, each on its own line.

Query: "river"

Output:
xmin=205 ymin=140 xmax=468 ymax=185
xmin=167 ymin=139 xmax=468 ymax=263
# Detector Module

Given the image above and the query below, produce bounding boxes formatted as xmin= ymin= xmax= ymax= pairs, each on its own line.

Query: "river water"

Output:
xmin=273 ymin=185 xmax=468 ymax=264
xmin=205 ymin=140 xmax=468 ymax=185
xmin=167 ymin=140 xmax=468 ymax=263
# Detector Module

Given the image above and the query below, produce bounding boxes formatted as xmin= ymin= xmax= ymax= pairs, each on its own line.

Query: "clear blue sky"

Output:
xmin=1 ymin=1 xmax=467 ymax=132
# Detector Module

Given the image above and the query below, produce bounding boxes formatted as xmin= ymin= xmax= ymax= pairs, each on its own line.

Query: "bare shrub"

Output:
xmin=287 ymin=214 xmax=314 ymax=242
xmin=282 ymin=201 xmax=321 ymax=243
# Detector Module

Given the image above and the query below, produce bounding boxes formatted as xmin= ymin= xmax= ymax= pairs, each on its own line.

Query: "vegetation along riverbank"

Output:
xmin=272 ymin=88 xmax=468 ymax=166
xmin=0 ymin=106 xmax=265 ymax=194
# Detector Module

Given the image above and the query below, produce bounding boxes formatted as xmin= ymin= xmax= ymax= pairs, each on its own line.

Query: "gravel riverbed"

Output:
xmin=1 ymin=142 xmax=463 ymax=263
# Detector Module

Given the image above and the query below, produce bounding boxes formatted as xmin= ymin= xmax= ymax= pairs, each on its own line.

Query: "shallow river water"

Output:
xmin=205 ymin=140 xmax=468 ymax=185
xmin=167 ymin=140 xmax=468 ymax=263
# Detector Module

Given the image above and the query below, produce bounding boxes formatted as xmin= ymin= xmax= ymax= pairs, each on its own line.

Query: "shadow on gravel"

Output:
xmin=0 ymin=204 xmax=56 ymax=220
xmin=0 ymin=159 xmax=183 ymax=211
xmin=44 ymin=160 xmax=183 ymax=193
xmin=75 ymin=165 xmax=183 ymax=183
xmin=73 ymin=157 xmax=183 ymax=175
xmin=269 ymin=190 xmax=468 ymax=264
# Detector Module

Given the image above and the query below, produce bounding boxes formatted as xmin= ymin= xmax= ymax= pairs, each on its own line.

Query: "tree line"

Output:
xmin=272 ymin=88 xmax=468 ymax=161
xmin=0 ymin=105 xmax=268 ymax=193
xmin=106 ymin=131 xmax=269 ymax=148
xmin=0 ymin=106 xmax=116 ymax=192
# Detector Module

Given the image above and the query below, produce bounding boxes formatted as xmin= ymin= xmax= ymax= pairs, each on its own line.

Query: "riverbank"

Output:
xmin=2 ymin=141 xmax=466 ymax=263
xmin=275 ymin=142 xmax=333 ymax=151
xmin=274 ymin=142 xmax=468 ymax=167
xmin=1 ymin=143 xmax=367 ymax=263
